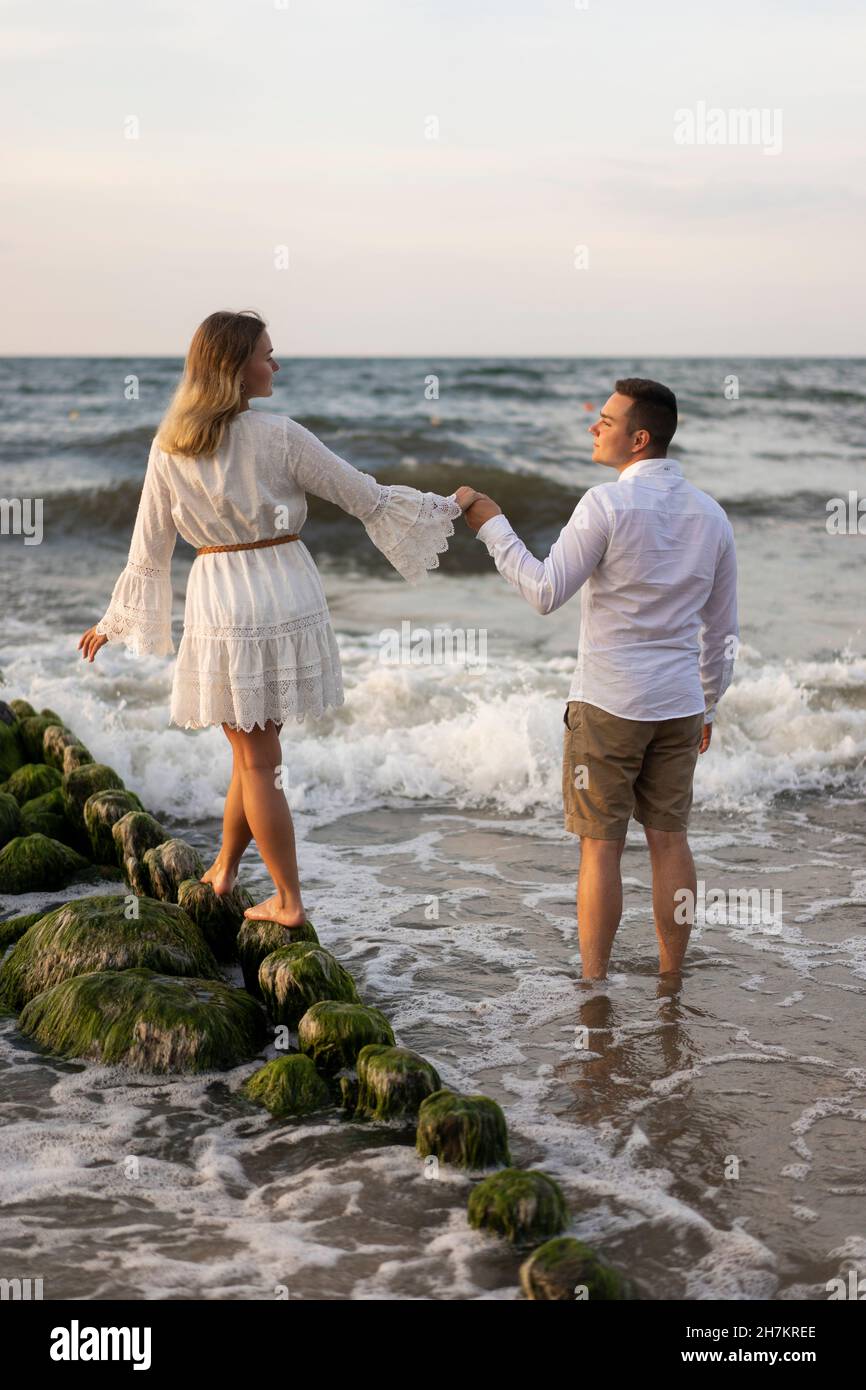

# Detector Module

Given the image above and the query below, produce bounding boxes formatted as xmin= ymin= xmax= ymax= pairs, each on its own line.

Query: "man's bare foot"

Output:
xmin=201 ymin=859 xmax=239 ymax=896
xmin=243 ymin=894 xmax=307 ymax=928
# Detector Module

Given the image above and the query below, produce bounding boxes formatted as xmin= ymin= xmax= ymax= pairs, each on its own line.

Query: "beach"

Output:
xmin=2 ymin=355 xmax=866 ymax=1299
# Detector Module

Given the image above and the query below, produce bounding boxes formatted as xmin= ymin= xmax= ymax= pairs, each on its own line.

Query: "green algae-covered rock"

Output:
xmin=177 ymin=878 xmax=255 ymax=963
xmin=238 ymin=916 xmax=320 ymax=996
xmin=18 ymin=967 xmax=268 ymax=1073
xmin=0 ymin=893 xmax=222 ymax=1011
xmin=9 ymin=699 xmax=36 ymax=721
xmin=62 ymin=762 xmax=124 ymax=831
xmin=43 ymin=725 xmax=87 ymax=771
xmin=467 ymin=1168 xmax=568 ymax=1245
xmin=62 ymin=744 xmax=94 ymax=775
xmin=243 ymin=1053 xmax=331 ymax=1117
xmin=0 ymin=833 xmax=92 ymax=895
xmin=0 ymin=790 xmax=22 ymax=848
xmin=416 ymin=1089 xmax=511 ymax=1171
xmin=19 ymin=787 xmax=85 ymax=851
xmin=258 ymin=943 xmax=359 ymax=1028
xmin=352 ymin=1044 xmax=442 ymax=1122
xmin=298 ymin=1000 xmax=394 ymax=1077
xmin=111 ymin=811 xmax=169 ymax=895
xmin=84 ymin=788 xmax=145 ymax=864
xmin=143 ymin=838 xmax=205 ymax=903
xmin=0 ymin=910 xmax=48 ymax=954
xmin=0 ymin=708 xmax=25 ymax=781
xmin=1 ymin=762 xmax=62 ymax=806
xmin=18 ymin=715 xmax=61 ymax=764
xmin=519 ymin=1236 xmax=639 ymax=1301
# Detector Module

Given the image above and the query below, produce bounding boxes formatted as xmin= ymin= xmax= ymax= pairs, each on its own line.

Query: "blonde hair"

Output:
xmin=155 ymin=309 xmax=267 ymax=458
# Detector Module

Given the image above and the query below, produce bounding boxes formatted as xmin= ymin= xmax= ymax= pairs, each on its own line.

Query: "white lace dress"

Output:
xmin=94 ymin=411 xmax=462 ymax=731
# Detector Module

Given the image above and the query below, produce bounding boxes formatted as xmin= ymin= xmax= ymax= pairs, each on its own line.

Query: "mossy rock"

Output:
xmin=238 ymin=916 xmax=320 ymax=996
xmin=143 ymin=838 xmax=205 ymax=903
xmin=177 ymin=878 xmax=255 ymax=963
xmin=0 ymin=893 xmax=222 ymax=1010
xmin=9 ymin=699 xmax=36 ymax=721
xmin=39 ymin=707 xmax=65 ymax=726
xmin=0 ymin=790 xmax=22 ymax=849
xmin=62 ymin=744 xmax=94 ymax=775
xmin=259 ymin=943 xmax=359 ymax=1028
xmin=112 ymin=811 xmax=170 ymax=895
xmin=62 ymin=763 xmax=124 ymax=831
xmin=243 ymin=1053 xmax=331 ymax=1117
xmin=467 ymin=1168 xmax=568 ymax=1246
xmin=353 ymin=1044 xmax=442 ymax=1122
xmin=18 ymin=715 xmax=61 ymax=764
xmin=0 ymin=716 xmax=25 ymax=781
xmin=298 ymin=1000 xmax=394 ymax=1077
xmin=0 ymin=833 xmax=93 ymax=895
xmin=17 ymin=968 xmax=268 ymax=1073
xmin=84 ymin=789 xmax=145 ymax=864
xmin=416 ymin=1090 xmax=511 ymax=1171
xmin=519 ymin=1236 xmax=639 ymax=1301
xmin=0 ymin=910 xmax=48 ymax=954
xmin=19 ymin=787 xmax=86 ymax=852
xmin=1 ymin=762 xmax=62 ymax=806
xmin=44 ymin=724 xmax=89 ymax=771
xmin=0 ymin=700 xmax=17 ymax=722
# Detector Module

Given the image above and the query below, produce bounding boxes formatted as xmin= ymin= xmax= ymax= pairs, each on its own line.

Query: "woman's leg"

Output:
xmin=221 ymin=719 xmax=306 ymax=927
xmin=201 ymin=739 xmax=254 ymax=895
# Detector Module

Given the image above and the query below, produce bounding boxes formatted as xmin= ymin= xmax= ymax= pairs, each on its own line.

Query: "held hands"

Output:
xmin=78 ymin=627 xmax=109 ymax=663
xmin=699 ymin=723 xmax=712 ymax=754
xmin=454 ymin=486 xmax=502 ymax=534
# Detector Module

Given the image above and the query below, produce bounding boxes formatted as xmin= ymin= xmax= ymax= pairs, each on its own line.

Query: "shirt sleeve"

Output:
xmin=94 ymin=440 xmax=177 ymax=657
xmin=474 ymin=489 xmax=610 ymax=614
xmin=698 ymin=522 xmax=739 ymax=724
xmin=284 ymin=416 xmax=462 ymax=584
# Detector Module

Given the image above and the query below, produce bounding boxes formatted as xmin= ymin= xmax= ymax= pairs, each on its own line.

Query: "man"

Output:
xmin=456 ymin=378 xmax=738 ymax=982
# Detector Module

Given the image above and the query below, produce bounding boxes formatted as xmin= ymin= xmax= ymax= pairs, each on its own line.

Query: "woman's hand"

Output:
xmin=78 ymin=627 xmax=109 ymax=663
xmin=454 ymin=486 xmax=482 ymax=512
xmin=455 ymin=486 xmax=502 ymax=533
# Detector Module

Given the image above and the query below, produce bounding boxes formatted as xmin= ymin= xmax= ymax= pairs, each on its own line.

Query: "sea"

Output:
xmin=1 ymin=355 xmax=865 ymax=1300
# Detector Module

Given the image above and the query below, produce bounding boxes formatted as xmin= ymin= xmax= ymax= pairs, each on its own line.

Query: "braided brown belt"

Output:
xmin=195 ymin=534 xmax=301 ymax=557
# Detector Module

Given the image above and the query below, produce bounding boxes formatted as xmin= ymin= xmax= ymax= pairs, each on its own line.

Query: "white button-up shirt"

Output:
xmin=476 ymin=457 xmax=738 ymax=723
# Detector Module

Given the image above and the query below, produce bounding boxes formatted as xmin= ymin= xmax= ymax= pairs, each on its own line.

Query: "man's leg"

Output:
xmin=643 ymin=827 xmax=697 ymax=974
xmin=577 ymin=834 xmax=626 ymax=981
xmin=633 ymin=710 xmax=704 ymax=975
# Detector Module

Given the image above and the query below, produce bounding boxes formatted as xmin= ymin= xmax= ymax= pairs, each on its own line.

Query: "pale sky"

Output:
xmin=2 ymin=0 xmax=863 ymax=355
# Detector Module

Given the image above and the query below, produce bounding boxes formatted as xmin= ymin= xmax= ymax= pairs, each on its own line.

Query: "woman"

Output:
xmin=78 ymin=309 xmax=466 ymax=928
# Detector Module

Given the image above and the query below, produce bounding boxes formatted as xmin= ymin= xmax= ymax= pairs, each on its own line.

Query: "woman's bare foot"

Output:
xmin=243 ymin=893 xmax=307 ymax=928
xmin=201 ymin=857 xmax=239 ymax=896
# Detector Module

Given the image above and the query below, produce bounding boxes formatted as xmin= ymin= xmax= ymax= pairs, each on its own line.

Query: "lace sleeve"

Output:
xmin=284 ymin=416 xmax=462 ymax=584
xmin=94 ymin=440 xmax=177 ymax=656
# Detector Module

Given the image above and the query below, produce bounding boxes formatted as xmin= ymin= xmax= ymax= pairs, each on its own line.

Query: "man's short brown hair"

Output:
xmin=615 ymin=377 xmax=678 ymax=453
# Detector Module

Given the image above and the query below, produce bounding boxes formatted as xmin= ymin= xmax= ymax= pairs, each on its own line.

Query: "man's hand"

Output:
xmin=699 ymin=723 xmax=712 ymax=754
xmin=454 ymin=486 xmax=502 ymax=534
xmin=78 ymin=627 xmax=109 ymax=663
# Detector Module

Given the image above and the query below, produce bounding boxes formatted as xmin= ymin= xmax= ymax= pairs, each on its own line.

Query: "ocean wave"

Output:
xmin=37 ymin=467 xmax=843 ymax=555
xmin=11 ymin=642 xmax=865 ymax=823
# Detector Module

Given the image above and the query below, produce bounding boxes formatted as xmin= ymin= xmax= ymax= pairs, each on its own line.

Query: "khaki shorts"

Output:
xmin=562 ymin=700 xmax=704 ymax=839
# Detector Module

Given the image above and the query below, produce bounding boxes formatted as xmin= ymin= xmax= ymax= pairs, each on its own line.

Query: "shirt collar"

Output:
xmin=617 ymin=457 xmax=683 ymax=482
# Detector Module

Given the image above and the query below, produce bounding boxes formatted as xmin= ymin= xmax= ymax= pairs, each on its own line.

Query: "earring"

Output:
xmin=240 ymin=384 xmax=246 ymax=393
